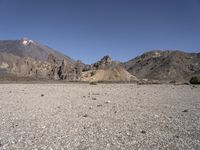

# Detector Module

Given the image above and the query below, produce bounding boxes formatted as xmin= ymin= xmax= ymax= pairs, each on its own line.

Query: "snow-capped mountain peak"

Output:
xmin=21 ymin=38 xmax=34 ymax=46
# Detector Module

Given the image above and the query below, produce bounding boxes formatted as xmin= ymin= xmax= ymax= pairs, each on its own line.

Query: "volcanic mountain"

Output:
xmin=0 ymin=38 xmax=76 ymax=80
xmin=123 ymin=50 xmax=200 ymax=82
xmin=0 ymin=38 xmax=74 ymax=64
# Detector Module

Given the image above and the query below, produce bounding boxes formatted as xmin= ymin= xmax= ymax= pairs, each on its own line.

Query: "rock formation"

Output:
xmin=81 ymin=56 xmax=138 ymax=82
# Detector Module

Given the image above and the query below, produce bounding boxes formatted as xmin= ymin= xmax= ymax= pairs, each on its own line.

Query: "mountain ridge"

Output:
xmin=123 ymin=50 xmax=200 ymax=82
xmin=0 ymin=38 xmax=200 ymax=82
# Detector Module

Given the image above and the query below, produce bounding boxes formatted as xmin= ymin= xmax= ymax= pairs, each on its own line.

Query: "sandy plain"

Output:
xmin=0 ymin=83 xmax=199 ymax=150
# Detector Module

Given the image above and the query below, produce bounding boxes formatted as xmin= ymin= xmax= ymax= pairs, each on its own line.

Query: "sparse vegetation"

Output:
xmin=89 ymin=81 xmax=98 ymax=85
xmin=190 ymin=75 xmax=200 ymax=84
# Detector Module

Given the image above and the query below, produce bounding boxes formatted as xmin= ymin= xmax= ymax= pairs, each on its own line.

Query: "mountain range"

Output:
xmin=0 ymin=38 xmax=199 ymax=83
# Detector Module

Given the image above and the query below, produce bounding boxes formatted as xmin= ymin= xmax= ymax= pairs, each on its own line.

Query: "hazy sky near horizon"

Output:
xmin=0 ymin=0 xmax=200 ymax=63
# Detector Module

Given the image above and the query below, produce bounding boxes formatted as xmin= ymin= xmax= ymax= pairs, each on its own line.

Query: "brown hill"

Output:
xmin=123 ymin=50 xmax=200 ymax=82
xmin=81 ymin=56 xmax=138 ymax=82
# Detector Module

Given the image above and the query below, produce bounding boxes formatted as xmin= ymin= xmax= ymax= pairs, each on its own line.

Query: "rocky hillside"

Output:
xmin=81 ymin=56 xmax=138 ymax=82
xmin=0 ymin=38 xmax=77 ymax=80
xmin=123 ymin=50 xmax=200 ymax=82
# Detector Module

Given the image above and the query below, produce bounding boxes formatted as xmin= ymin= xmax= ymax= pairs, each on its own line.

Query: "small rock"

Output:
xmin=182 ymin=109 xmax=188 ymax=112
xmin=141 ymin=130 xmax=146 ymax=134
xmin=192 ymin=85 xmax=197 ymax=88
xmin=97 ymin=104 xmax=103 ymax=107
xmin=41 ymin=94 xmax=44 ymax=97
xmin=174 ymin=135 xmax=179 ymax=138
xmin=105 ymin=101 xmax=111 ymax=104
xmin=41 ymin=126 xmax=46 ymax=129
xmin=83 ymin=114 xmax=88 ymax=117
xmin=92 ymin=98 xmax=97 ymax=100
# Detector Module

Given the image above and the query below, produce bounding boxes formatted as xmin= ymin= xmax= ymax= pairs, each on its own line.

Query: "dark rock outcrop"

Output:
xmin=91 ymin=55 xmax=112 ymax=70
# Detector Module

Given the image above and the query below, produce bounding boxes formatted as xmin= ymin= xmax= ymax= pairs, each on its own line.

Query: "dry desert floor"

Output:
xmin=0 ymin=83 xmax=200 ymax=150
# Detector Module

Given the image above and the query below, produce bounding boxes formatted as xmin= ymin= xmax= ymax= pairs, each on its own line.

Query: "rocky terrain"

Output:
xmin=0 ymin=83 xmax=199 ymax=149
xmin=81 ymin=56 xmax=138 ymax=82
xmin=0 ymin=38 xmax=200 ymax=83
xmin=123 ymin=50 xmax=200 ymax=83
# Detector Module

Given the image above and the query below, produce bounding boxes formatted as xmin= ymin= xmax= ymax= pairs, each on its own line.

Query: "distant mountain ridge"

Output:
xmin=123 ymin=50 xmax=200 ymax=82
xmin=0 ymin=38 xmax=200 ymax=82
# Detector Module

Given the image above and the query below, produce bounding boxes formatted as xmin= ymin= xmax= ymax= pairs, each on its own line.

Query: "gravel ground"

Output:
xmin=0 ymin=84 xmax=199 ymax=150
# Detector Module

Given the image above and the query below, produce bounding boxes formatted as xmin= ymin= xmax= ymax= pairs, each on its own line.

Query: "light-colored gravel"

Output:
xmin=0 ymin=84 xmax=199 ymax=150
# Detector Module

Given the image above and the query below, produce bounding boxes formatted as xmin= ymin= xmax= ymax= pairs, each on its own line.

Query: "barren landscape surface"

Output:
xmin=0 ymin=83 xmax=200 ymax=150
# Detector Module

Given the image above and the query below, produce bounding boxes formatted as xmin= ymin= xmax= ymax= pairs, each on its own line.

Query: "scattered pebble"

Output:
xmin=92 ymin=98 xmax=97 ymax=100
xmin=141 ymin=130 xmax=146 ymax=134
xmin=182 ymin=109 xmax=188 ymax=112
xmin=83 ymin=114 xmax=88 ymax=118
xmin=105 ymin=101 xmax=111 ymax=104
xmin=41 ymin=126 xmax=46 ymax=129
xmin=0 ymin=84 xmax=199 ymax=149
xmin=41 ymin=94 xmax=44 ymax=97
xmin=175 ymin=135 xmax=179 ymax=139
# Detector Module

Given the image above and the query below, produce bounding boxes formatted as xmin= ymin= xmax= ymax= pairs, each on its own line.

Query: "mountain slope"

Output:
xmin=0 ymin=38 xmax=75 ymax=64
xmin=0 ymin=38 xmax=77 ymax=80
xmin=123 ymin=50 xmax=200 ymax=82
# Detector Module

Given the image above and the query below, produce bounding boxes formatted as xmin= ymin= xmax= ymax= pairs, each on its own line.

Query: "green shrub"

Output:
xmin=89 ymin=81 xmax=97 ymax=85
xmin=190 ymin=75 xmax=200 ymax=84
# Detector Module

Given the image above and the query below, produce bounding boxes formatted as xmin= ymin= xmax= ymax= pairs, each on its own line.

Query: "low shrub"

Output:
xmin=190 ymin=75 xmax=200 ymax=84
xmin=89 ymin=81 xmax=97 ymax=85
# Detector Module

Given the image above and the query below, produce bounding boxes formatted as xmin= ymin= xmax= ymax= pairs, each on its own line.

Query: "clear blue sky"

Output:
xmin=0 ymin=0 xmax=200 ymax=64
